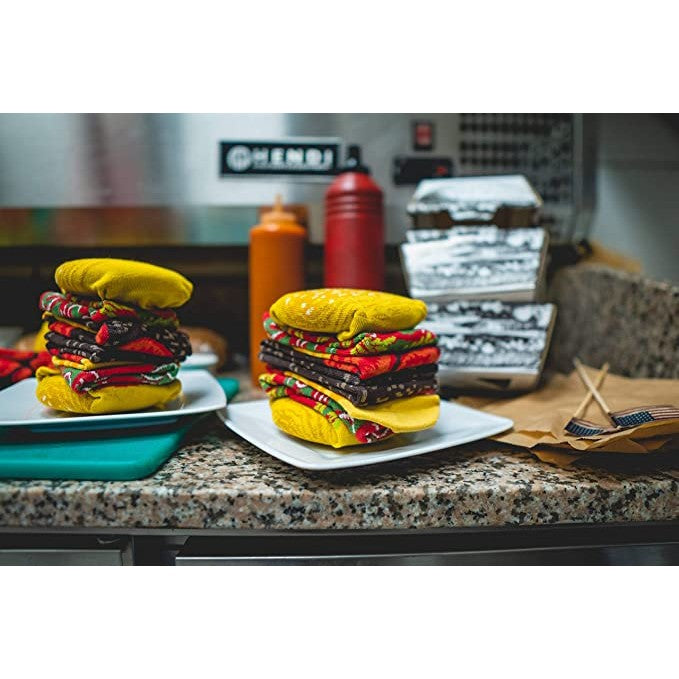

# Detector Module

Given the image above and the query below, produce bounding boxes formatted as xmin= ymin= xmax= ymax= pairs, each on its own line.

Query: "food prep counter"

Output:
xmin=0 ymin=411 xmax=677 ymax=564
xmin=0 ymin=264 xmax=678 ymax=565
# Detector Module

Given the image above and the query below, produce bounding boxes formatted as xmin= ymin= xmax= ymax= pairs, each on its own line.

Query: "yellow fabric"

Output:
xmin=55 ymin=258 xmax=193 ymax=309
xmin=284 ymin=371 xmax=440 ymax=432
xmin=270 ymin=398 xmax=380 ymax=449
xmin=33 ymin=320 xmax=49 ymax=352
xmin=41 ymin=315 xmax=93 ymax=334
xmin=270 ymin=288 xmax=427 ymax=341
xmin=51 ymin=356 xmax=129 ymax=370
xmin=35 ymin=367 xmax=182 ymax=415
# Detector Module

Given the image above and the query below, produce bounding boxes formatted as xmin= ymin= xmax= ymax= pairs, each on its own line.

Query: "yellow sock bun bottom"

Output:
xmin=269 ymin=393 xmax=440 ymax=450
xmin=269 ymin=398 xmax=385 ymax=449
xmin=35 ymin=369 xmax=182 ymax=415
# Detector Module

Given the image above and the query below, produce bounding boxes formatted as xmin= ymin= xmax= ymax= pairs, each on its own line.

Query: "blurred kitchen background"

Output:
xmin=1 ymin=113 xmax=677 ymax=358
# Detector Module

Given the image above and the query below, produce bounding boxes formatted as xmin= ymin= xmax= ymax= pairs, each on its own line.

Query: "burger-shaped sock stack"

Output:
xmin=258 ymin=289 xmax=440 ymax=448
xmin=35 ymin=258 xmax=193 ymax=414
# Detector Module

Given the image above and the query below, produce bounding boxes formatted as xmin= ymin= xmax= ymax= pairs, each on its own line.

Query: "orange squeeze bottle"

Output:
xmin=249 ymin=195 xmax=306 ymax=385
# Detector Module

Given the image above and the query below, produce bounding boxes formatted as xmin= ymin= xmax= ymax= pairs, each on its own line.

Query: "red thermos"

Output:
xmin=324 ymin=145 xmax=385 ymax=290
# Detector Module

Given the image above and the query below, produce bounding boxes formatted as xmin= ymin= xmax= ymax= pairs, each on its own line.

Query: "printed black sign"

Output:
xmin=220 ymin=140 xmax=340 ymax=176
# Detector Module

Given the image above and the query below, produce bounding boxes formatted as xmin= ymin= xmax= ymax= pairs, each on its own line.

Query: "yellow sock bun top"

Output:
xmin=269 ymin=288 xmax=427 ymax=341
xmin=55 ymin=258 xmax=193 ymax=310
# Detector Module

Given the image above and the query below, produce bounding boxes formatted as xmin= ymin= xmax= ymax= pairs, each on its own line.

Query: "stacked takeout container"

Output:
xmin=258 ymin=288 xmax=441 ymax=448
xmin=401 ymin=175 xmax=555 ymax=392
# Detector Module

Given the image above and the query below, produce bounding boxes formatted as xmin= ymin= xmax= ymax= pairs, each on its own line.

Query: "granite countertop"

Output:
xmin=0 ymin=405 xmax=677 ymax=531
xmin=3 ymin=258 xmax=679 ymax=534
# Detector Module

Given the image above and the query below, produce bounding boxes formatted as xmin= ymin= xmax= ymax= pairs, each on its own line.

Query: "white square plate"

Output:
xmin=223 ymin=399 xmax=512 ymax=470
xmin=0 ymin=370 xmax=226 ymax=433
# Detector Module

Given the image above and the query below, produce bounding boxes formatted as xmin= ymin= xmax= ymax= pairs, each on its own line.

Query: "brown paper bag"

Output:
xmin=459 ymin=368 xmax=679 ymax=466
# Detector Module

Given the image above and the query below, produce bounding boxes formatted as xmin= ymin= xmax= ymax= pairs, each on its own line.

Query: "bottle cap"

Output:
xmin=341 ymin=145 xmax=371 ymax=174
xmin=261 ymin=194 xmax=297 ymax=223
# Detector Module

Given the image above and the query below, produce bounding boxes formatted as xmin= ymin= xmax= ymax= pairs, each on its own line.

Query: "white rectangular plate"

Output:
xmin=223 ymin=399 xmax=512 ymax=470
xmin=179 ymin=352 xmax=219 ymax=374
xmin=0 ymin=370 xmax=226 ymax=432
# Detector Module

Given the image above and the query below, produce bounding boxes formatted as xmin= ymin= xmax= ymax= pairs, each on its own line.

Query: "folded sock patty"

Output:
xmin=47 ymin=320 xmax=191 ymax=361
xmin=40 ymin=291 xmax=179 ymax=329
xmin=46 ymin=332 xmax=174 ymax=365
xmin=93 ymin=318 xmax=191 ymax=354
xmin=260 ymin=344 xmax=438 ymax=406
xmin=260 ymin=338 xmax=439 ymax=381
xmin=43 ymin=301 xmax=191 ymax=395
xmin=59 ymin=362 xmax=179 ymax=393
xmin=260 ymin=340 xmax=437 ymax=383
xmin=263 ymin=312 xmax=437 ymax=356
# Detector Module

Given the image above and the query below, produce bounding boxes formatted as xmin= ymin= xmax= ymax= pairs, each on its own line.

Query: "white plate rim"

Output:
xmin=180 ymin=352 xmax=219 ymax=370
xmin=0 ymin=370 xmax=226 ymax=429
xmin=223 ymin=399 xmax=513 ymax=470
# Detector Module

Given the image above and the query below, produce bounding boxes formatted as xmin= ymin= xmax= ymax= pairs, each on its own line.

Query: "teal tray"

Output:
xmin=217 ymin=377 xmax=240 ymax=401
xmin=0 ymin=418 xmax=201 ymax=481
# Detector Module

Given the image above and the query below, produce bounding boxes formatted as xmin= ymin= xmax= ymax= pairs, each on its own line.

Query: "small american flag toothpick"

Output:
xmin=565 ymin=359 xmax=679 ymax=437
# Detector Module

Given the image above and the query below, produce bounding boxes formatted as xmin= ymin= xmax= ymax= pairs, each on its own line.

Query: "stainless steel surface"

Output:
xmin=0 ymin=535 xmax=133 ymax=565
xmin=176 ymin=543 xmax=679 ymax=566
xmin=0 ymin=113 xmax=595 ymax=244
xmin=572 ymin=113 xmax=598 ymax=242
xmin=0 ymin=526 xmax=677 ymax=564
xmin=0 ymin=548 xmax=125 ymax=566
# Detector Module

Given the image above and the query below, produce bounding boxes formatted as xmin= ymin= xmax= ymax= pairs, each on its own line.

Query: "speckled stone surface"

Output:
xmin=1 ymin=264 xmax=678 ymax=532
xmin=0 ymin=414 xmax=677 ymax=530
xmin=549 ymin=264 xmax=679 ymax=379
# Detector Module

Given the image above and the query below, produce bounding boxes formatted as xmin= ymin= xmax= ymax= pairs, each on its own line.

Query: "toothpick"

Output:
xmin=572 ymin=362 xmax=609 ymax=419
xmin=573 ymin=357 xmax=615 ymax=425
